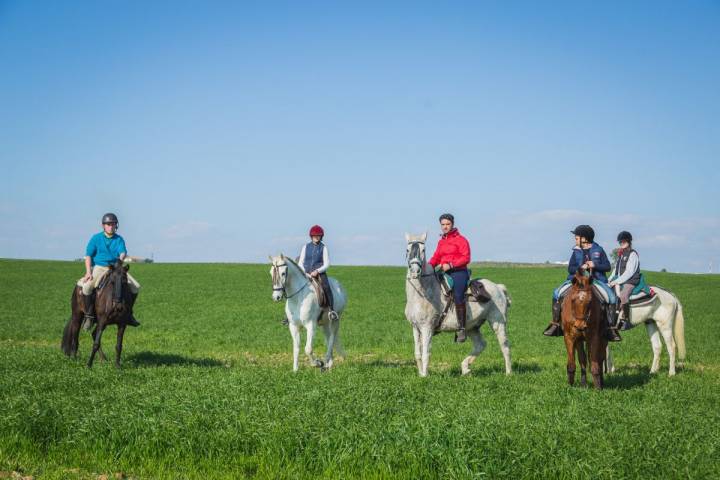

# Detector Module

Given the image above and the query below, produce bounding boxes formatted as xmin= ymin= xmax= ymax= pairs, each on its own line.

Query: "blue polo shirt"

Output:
xmin=85 ymin=232 xmax=127 ymax=267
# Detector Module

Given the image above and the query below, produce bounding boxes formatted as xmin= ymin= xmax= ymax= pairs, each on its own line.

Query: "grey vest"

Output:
xmin=616 ymin=248 xmax=641 ymax=285
xmin=303 ymin=242 xmax=325 ymax=273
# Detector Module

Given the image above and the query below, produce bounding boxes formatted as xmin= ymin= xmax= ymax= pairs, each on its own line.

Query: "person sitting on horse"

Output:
xmin=543 ymin=224 xmax=621 ymax=341
xmin=608 ymin=231 xmax=640 ymax=332
xmin=298 ymin=225 xmax=339 ymax=322
xmin=428 ymin=213 xmax=472 ymax=343
xmin=77 ymin=213 xmax=141 ymax=330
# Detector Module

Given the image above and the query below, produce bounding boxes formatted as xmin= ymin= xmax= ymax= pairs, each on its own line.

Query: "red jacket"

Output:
xmin=428 ymin=228 xmax=471 ymax=269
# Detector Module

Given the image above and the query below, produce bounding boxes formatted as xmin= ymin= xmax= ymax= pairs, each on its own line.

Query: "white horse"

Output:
xmin=605 ymin=286 xmax=686 ymax=376
xmin=404 ymin=233 xmax=512 ymax=377
xmin=269 ymin=254 xmax=347 ymax=372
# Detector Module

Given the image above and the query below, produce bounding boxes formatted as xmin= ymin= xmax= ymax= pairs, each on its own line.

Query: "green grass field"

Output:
xmin=1 ymin=259 xmax=719 ymax=479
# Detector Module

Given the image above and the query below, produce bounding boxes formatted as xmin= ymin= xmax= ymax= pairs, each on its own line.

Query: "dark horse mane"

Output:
xmin=61 ymin=260 xmax=135 ymax=367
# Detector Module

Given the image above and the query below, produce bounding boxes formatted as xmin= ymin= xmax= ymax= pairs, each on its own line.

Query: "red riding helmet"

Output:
xmin=309 ymin=225 xmax=325 ymax=237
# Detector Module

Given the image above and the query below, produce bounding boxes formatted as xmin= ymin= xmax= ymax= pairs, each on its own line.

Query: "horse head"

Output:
xmin=107 ymin=260 xmax=130 ymax=312
xmin=405 ymin=232 xmax=428 ymax=279
xmin=569 ymin=270 xmax=593 ymax=331
xmin=269 ymin=254 xmax=289 ymax=302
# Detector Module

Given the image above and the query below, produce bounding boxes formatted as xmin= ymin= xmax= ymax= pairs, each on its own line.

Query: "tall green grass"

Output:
xmin=1 ymin=259 xmax=718 ymax=479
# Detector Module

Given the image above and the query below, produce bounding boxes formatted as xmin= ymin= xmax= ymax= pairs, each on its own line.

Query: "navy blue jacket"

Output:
xmin=567 ymin=243 xmax=611 ymax=283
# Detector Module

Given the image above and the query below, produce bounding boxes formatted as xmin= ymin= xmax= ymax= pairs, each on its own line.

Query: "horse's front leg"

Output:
xmin=412 ymin=325 xmax=422 ymax=373
xmin=91 ymin=326 xmax=108 ymax=362
xmin=115 ymin=324 xmax=126 ymax=369
xmin=87 ymin=323 xmax=106 ymax=368
xmin=288 ymin=322 xmax=301 ymax=372
xmin=419 ymin=325 xmax=433 ymax=377
xmin=304 ymin=320 xmax=323 ymax=368
xmin=564 ymin=334 xmax=576 ymax=386
xmin=577 ymin=342 xmax=588 ymax=387
xmin=589 ymin=339 xmax=605 ymax=390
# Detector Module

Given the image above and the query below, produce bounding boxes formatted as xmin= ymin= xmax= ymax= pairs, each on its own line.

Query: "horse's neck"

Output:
xmin=407 ymin=264 xmax=441 ymax=304
xmin=285 ymin=262 xmax=310 ymax=300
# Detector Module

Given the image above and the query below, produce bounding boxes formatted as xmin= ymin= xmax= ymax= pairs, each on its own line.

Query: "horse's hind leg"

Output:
xmin=645 ymin=322 xmax=662 ymax=374
xmin=461 ymin=329 xmax=486 ymax=376
xmin=115 ymin=324 xmax=126 ymax=369
xmin=321 ymin=322 xmax=335 ymax=370
xmin=658 ymin=319 xmax=677 ymax=376
xmin=577 ymin=342 xmax=588 ymax=387
xmin=489 ymin=313 xmax=512 ymax=375
xmin=87 ymin=324 xmax=106 ymax=368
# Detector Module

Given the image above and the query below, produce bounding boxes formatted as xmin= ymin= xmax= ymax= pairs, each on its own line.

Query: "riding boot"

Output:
xmin=322 ymin=276 xmax=339 ymax=321
xmin=455 ymin=303 xmax=467 ymax=343
xmin=620 ymin=303 xmax=631 ymax=330
xmin=126 ymin=292 xmax=141 ymax=327
xmin=543 ymin=300 xmax=563 ymax=337
xmin=82 ymin=291 xmax=96 ymax=331
xmin=606 ymin=304 xmax=622 ymax=342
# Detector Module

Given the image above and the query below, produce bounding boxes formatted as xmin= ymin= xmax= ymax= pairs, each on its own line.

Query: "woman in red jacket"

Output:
xmin=428 ymin=213 xmax=472 ymax=343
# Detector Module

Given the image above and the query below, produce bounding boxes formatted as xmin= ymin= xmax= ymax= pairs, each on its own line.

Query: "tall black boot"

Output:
xmin=620 ymin=303 xmax=631 ymax=330
xmin=82 ymin=291 xmax=96 ymax=331
xmin=126 ymin=292 xmax=141 ymax=327
xmin=322 ymin=275 xmax=339 ymax=321
xmin=543 ymin=300 xmax=563 ymax=336
xmin=606 ymin=304 xmax=622 ymax=342
xmin=455 ymin=303 xmax=467 ymax=343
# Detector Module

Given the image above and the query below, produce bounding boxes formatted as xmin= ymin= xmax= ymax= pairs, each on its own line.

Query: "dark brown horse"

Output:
xmin=61 ymin=260 xmax=135 ymax=368
xmin=562 ymin=270 xmax=608 ymax=389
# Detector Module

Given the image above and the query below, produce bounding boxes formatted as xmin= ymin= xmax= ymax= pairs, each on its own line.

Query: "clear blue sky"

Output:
xmin=1 ymin=1 xmax=718 ymax=272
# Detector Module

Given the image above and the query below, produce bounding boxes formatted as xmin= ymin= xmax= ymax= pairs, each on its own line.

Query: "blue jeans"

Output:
xmin=448 ymin=269 xmax=470 ymax=305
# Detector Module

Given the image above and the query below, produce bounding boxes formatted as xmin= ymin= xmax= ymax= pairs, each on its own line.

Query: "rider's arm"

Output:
xmin=118 ymin=237 xmax=128 ymax=262
xmin=84 ymin=256 xmax=92 ymax=277
xmin=316 ymin=247 xmax=330 ymax=274
xmin=428 ymin=241 xmax=441 ymax=267
xmin=567 ymin=251 xmax=580 ymax=275
xmin=451 ymin=237 xmax=471 ymax=269
xmin=613 ymin=251 xmax=639 ymax=285
xmin=298 ymin=245 xmax=307 ymax=273
xmin=594 ymin=249 xmax=612 ymax=273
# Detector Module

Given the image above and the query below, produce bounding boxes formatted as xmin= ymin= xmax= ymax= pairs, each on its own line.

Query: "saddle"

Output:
xmin=439 ymin=274 xmax=492 ymax=303
xmin=309 ymin=277 xmax=329 ymax=308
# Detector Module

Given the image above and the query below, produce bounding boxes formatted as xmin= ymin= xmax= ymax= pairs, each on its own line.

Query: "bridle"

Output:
xmin=570 ymin=285 xmax=593 ymax=332
xmin=406 ymin=241 xmax=436 ymax=279
xmin=271 ymin=262 xmax=309 ymax=299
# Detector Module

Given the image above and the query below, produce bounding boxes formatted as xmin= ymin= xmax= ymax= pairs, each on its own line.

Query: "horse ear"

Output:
xmin=405 ymin=233 xmax=410 ymax=243
xmin=421 ymin=232 xmax=427 ymax=242
xmin=268 ymin=255 xmax=274 ymax=263
xmin=571 ymin=276 xmax=578 ymax=285
xmin=280 ymin=253 xmax=285 ymax=261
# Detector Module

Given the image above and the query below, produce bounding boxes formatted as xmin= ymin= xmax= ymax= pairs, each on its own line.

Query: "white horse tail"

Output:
xmin=673 ymin=302 xmax=686 ymax=363
xmin=498 ymin=284 xmax=512 ymax=309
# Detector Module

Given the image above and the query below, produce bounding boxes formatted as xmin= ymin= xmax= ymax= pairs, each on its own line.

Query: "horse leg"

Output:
xmin=564 ymin=335 xmax=576 ymax=386
xmin=321 ymin=322 xmax=334 ymax=370
xmin=578 ymin=342 xmax=588 ymax=387
xmin=412 ymin=325 xmax=422 ymax=373
xmin=658 ymin=319 xmax=677 ymax=376
xmin=605 ymin=345 xmax=615 ymax=374
xmin=304 ymin=321 xmax=323 ymax=368
xmin=115 ymin=324 xmax=126 ymax=369
xmin=87 ymin=323 xmax=106 ymax=368
xmin=461 ymin=329 xmax=486 ymax=376
xmin=489 ymin=313 xmax=512 ymax=375
xmin=289 ymin=322 xmax=301 ymax=372
xmin=419 ymin=325 xmax=433 ymax=377
xmin=589 ymin=340 xmax=605 ymax=390
xmin=91 ymin=326 xmax=108 ymax=362
xmin=645 ymin=321 xmax=662 ymax=374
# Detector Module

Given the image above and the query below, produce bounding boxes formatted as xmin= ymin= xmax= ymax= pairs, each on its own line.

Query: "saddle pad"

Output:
xmin=309 ymin=277 xmax=328 ymax=308
xmin=591 ymin=283 xmax=611 ymax=304
xmin=629 ymin=293 xmax=658 ymax=307
xmin=466 ymin=280 xmax=492 ymax=303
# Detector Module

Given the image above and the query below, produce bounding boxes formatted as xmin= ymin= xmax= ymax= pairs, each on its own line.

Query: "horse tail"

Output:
xmin=673 ymin=301 xmax=686 ymax=364
xmin=61 ymin=316 xmax=74 ymax=356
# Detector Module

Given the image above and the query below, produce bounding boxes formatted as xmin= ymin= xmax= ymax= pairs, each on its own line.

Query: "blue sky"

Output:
xmin=1 ymin=1 xmax=718 ymax=272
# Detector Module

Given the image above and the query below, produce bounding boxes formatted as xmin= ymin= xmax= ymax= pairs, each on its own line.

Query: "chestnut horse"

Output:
xmin=562 ymin=270 xmax=608 ymax=389
xmin=61 ymin=260 xmax=135 ymax=368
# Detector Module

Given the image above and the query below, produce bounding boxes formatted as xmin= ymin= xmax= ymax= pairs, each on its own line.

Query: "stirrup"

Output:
xmin=328 ymin=310 xmax=339 ymax=322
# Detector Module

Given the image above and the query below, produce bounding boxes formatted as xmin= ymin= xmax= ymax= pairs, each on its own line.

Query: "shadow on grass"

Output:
xmin=364 ymin=359 xmax=417 ymax=368
xmin=602 ymin=366 xmax=653 ymax=390
xmin=451 ymin=361 xmax=542 ymax=377
xmin=126 ymin=351 xmax=225 ymax=368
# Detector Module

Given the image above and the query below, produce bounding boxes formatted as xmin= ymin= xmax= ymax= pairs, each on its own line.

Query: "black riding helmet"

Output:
xmin=102 ymin=213 xmax=119 ymax=228
xmin=617 ymin=231 xmax=633 ymax=243
xmin=571 ymin=225 xmax=595 ymax=243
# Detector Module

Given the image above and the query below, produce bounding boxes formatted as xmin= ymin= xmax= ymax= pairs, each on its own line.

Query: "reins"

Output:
xmin=272 ymin=262 xmax=310 ymax=300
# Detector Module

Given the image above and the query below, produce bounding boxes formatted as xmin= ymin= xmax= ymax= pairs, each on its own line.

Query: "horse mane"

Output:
xmin=284 ymin=255 xmax=304 ymax=275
